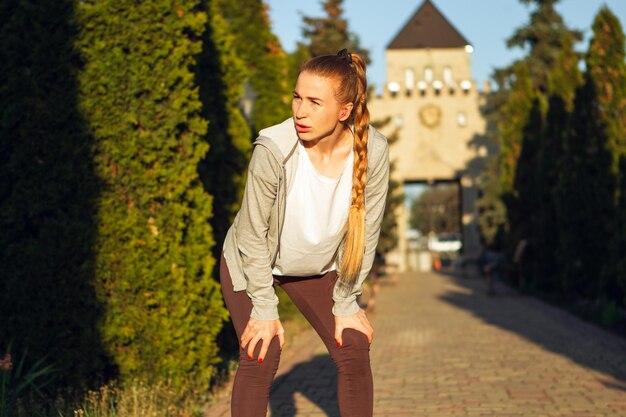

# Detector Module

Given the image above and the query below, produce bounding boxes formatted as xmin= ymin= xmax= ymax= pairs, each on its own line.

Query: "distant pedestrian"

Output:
xmin=220 ymin=49 xmax=389 ymax=417
xmin=479 ymin=244 xmax=503 ymax=295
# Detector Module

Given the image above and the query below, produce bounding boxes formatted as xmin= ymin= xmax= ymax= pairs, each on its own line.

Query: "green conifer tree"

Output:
xmin=555 ymin=4 xmax=626 ymax=301
xmin=197 ymin=0 xmax=252 ymax=274
xmin=512 ymin=98 xmax=544 ymax=287
xmin=480 ymin=0 xmax=581 ymax=290
xmin=76 ymin=0 xmax=227 ymax=392
xmin=370 ymin=118 xmax=403 ymax=255
xmin=0 ymin=0 xmax=106 ymax=386
xmin=586 ymin=6 xmax=626 ymax=302
xmin=534 ymin=95 xmax=568 ymax=291
xmin=615 ymin=155 xmax=626 ymax=305
xmin=555 ymin=74 xmax=613 ymax=298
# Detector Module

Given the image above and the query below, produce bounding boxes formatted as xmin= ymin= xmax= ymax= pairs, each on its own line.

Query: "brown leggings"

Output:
xmin=220 ymin=254 xmax=373 ymax=417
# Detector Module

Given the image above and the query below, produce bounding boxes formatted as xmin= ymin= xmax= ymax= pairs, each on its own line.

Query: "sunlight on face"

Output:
xmin=292 ymin=72 xmax=349 ymax=142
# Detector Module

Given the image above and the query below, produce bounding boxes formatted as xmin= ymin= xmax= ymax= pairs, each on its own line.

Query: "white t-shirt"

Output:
xmin=272 ymin=140 xmax=354 ymax=276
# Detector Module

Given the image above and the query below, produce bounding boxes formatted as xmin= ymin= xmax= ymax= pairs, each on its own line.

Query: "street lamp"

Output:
xmin=240 ymin=81 xmax=257 ymax=123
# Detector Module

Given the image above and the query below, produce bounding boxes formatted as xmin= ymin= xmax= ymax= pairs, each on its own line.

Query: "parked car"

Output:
xmin=428 ymin=232 xmax=462 ymax=253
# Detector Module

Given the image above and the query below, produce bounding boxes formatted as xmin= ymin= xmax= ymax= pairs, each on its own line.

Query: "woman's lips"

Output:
xmin=295 ymin=123 xmax=312 ymax=133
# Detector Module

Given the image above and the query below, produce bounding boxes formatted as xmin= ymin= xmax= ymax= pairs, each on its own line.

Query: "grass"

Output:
xmin=3 ymin=285 xmax=315 ymax=417
xmin=10 ymin=379 xmax=206 ymax=417
xmin=58 ymin=380 xmax=203 ymax=417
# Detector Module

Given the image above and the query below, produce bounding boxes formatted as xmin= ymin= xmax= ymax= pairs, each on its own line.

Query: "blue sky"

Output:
xmin=265 ymin=0 xmax=626 ymax=92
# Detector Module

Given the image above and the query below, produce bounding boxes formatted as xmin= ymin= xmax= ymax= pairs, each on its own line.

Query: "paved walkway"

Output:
xmin=206 ymin=270 xmax=626 ymax=416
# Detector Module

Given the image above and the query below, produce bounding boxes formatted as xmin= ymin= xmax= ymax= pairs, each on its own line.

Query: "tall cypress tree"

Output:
xmin=586 ymin=6 xmax=626 ymax=301
xmin=0 ymin=0 xmax=106 ymax=386
xmin=555 ymin=4 xmax=625 ymax=299
xmin=480 ymin=0 xmax=581 ymax=289
xmin=615 ymin=155 xmax=626 ymax=305
xmin=197 ymin=0 xmax=252 ymax=273
xmin=76 ymin=0 xmax=227 ymax=392
xmin=512 ymin=98 xmax=544 ymax=287
xmin=534 ymin=94 xmax=568 ymax=291
xmin=555 ymin=74 xmax=613 ymax=298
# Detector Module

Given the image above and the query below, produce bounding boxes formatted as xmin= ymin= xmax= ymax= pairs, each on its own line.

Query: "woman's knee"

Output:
xmin=237 ymin=336 xmax=282 ymax=376
xmin=331 ymin=329 xmax=370 ymax=369
xmin=340 ymin=328 xmax=370 ymax=350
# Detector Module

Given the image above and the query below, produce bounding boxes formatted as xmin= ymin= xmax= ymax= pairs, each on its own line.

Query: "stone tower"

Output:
xmin=368 ymin=0 xmax=488 ymax=271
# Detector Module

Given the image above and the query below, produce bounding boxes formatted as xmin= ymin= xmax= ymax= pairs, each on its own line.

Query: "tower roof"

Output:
xmin=388 ymin=0 xmax=470 ymax=49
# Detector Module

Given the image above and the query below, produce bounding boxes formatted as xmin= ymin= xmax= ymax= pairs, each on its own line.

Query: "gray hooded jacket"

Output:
xmin=222 ymin=118 xmax=389 ymax=321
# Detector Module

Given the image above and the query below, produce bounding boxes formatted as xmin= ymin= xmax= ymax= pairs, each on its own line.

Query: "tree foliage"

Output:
xmin=555 ymin=74 xmax=614 ymax=297
xmin=615 ymin=155 xmax=626 ymax=303
xmin=584 ymin=7 xmax=626 ymax=301
xmin=301 ymin=0 xmax=370 ymax=63
xmin=76 ymin=0 xmax=227 ymax=392
xmin=197 ymin=0 xmax=251 ymax=273
xmin=218 ymin=0 xmax=292 ymax=133
xmin=370 ymin=118 xmax=403 ymax=255
xmin=410 ymin=185 xmax=460 ymax=235
xmin=476 ymin=157 xmax=507 ymax=249
xmin=556 ymin=6 xmax=625 ymax=301
xmin=479 ymin=0 xmax=582 ymax=291
xmin=480 ymin=1 xmax=626 ymax=314
xmin=533 ymin=94 xmax=568 ymax=290
xmin=288 ymin=0 xmax=370 ymax=90
xmin=0 ymin=0 xmax=106 ymax=386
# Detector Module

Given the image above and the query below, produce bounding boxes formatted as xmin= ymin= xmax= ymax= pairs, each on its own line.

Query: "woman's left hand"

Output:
xmin=334 ymin=308 xmax=373 ymax=347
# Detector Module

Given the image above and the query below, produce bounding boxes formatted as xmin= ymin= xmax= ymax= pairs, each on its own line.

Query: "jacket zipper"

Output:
xmin=276 ymin=173 xmax=281 ymax=260
xmin=266 ymin=138 xmax=298 ymax=265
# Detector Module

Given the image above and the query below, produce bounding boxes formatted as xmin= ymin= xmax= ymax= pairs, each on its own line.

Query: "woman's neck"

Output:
xmin=302 ymin=124 xmax=353 ymax=157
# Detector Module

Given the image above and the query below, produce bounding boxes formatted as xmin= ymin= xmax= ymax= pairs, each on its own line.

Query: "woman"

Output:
xmin=220 ymin=48 xmax=389 ymax=417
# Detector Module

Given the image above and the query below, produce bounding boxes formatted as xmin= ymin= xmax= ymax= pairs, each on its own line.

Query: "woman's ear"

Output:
xmin=339 ymin=103 xmax=354 ymax=122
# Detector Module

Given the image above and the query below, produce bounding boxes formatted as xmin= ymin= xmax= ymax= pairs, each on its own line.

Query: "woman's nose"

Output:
xmin=294 ymin=102 xmax=307 ymax=118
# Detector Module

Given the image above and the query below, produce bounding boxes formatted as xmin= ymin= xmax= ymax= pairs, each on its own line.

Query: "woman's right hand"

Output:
xmin=240 ymin=317 xmax=285 ymax=363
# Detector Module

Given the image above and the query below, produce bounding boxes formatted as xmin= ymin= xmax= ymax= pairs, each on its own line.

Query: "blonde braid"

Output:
xmin=339 ymin=53 xmax=369 ymax=290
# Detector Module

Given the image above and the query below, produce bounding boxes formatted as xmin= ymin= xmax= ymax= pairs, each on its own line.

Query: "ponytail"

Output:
xmin=299 ymin=50 xmax=370 ymax=291
xmin=339 ymin=53 xmax=369 ymax=290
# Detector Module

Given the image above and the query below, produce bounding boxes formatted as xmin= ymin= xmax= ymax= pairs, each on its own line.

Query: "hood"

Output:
xmin=256 ymin=118 xmax=299 ymax=164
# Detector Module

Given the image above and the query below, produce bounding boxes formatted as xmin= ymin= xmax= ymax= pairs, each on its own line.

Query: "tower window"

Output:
xmin=405 ymin=68 xmax=415 ymax=90
xmin=457 ymin=112 xmax=467 ymax=127
xmin=424 ymin=66 xmax=433 ymax=83
xmin=443 ymin=66 xmax=453 ymax=86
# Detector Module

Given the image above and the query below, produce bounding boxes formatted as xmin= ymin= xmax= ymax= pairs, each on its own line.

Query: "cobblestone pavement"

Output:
xmin=206 ymin=270 xmax=626 ymax=416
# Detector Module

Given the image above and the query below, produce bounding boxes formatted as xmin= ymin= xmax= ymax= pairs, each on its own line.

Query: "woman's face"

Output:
xmin=292 ymin=71 xmax=353 ymax=142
